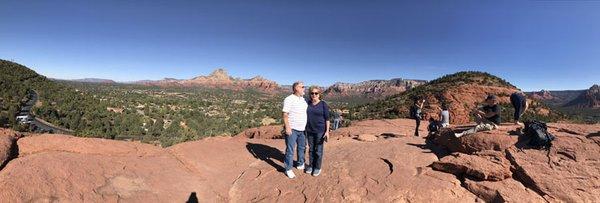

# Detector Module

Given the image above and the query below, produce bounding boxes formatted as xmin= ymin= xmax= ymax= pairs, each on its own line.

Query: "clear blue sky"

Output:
xmin=1 ymin=0 xmax=599 ymax=91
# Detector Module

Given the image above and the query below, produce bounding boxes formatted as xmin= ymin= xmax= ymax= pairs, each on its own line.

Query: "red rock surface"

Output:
xmin=0 ymin=119 xmax=598 ymax=202
xmin=464 ymin=178 xmax=546 ymax=202
xmin=0 ymin=129 xmax=18 ymax=168
xmin=506 ymin=125 xmax=600 ymax=202
xmin=431 ymin=150 xmax=511 ymax=181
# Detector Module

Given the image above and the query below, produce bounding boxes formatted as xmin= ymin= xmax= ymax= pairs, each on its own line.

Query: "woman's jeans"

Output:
xmin=306 ymin=131 xmax=325 ymax=170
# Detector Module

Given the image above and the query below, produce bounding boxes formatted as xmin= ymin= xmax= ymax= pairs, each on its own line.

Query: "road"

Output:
xmin=19 ymin=91 xmax=72 ymax=134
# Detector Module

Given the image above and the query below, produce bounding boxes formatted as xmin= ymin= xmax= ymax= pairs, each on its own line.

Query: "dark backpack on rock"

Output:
xmin=428 ymin=121 xmax=439 ymax=133
xmin=524 ymin=120 xmax=555 ymax=149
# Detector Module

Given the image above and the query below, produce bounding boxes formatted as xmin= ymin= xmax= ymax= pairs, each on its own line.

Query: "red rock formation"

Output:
xmin=564 ymin=84 xmax=600 ymax=108
xmin=324 ymin=79 xmax=426 ymax=98
xmin=138 ymin=68 xmax=279 ymax=91
xmin=1 ymin=119 xmax=598 ymax=202
xmin=530 ymin=90 xmax=554 ymax=100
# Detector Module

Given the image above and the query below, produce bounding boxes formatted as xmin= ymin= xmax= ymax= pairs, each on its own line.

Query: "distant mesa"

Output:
xmin=69 ymin=78 xmax=117 ymax=84
xmin=136 ymin=68 xmax=279 ymax=91
xmin=563 ymin=84 xmax=600 ymax=109
xmin=323 ymin=78 xmax=427 ymax=98
xmin=530 ymin=89 xmax=554 ymax=100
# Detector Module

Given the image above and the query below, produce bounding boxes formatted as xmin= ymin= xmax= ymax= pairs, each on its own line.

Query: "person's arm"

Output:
xmin=521 ymin=101 xmax=529 ymax=116
xmin=325 ymin=120 xmax=330 ymax=141
xmin=324 ymin=102 xmax=331 ymax=139
xmin=484 ymin=106 xmax=499 ymax=118
xmin=282 ymin=97 xmax=292 ymax=136
xmin=283 ymin=112 xmax=291 ymax=136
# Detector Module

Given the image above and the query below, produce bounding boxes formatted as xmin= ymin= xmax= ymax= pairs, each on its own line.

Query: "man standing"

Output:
xmin=455 ymin=95 xmax=501 ymax=138
xmin=510 ymin=91 xmax=528 ymax=126
xmin=282 ymin=81 xmax=308 ymax=179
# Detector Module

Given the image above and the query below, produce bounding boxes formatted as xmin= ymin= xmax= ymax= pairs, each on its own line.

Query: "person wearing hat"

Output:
xmin=455 ymin=94 xmax=501 ymax=137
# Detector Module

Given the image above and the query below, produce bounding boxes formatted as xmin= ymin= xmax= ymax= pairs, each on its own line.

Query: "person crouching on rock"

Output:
xmin=410 ymin=98 xmax=425 ymax=137
xmin=455 ymin=95 xmax=501 ymax=138
xmin=282 ymin=81 xmax=308 ymax=179
xmin=305 ymin=86 xmax=330 ymax=177
xmin=510 ymin=91 xmax=528 ymax=127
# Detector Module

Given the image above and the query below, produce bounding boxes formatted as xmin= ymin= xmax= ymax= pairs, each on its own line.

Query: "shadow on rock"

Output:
xmin=406 ymin=138 xmax=450 ymax=159
xmin=186 ymin=192 xmax=198 ymax=203
xmin=246 ymin=142 xmax=285 ymax=172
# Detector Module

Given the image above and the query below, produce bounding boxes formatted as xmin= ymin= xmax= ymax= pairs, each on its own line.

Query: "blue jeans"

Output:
xmin=306 ymin=131 xmax=325 ymax=170
xmin=284 ymin=129 xmax=306 ymax=171
xmin=333 ymin=119 xmax=340 ymax=130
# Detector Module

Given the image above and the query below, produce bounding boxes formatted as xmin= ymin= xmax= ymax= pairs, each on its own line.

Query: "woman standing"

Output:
xmin=305 ymin=86 xmax=330 ymax=177
xmin=410 ymin=98 xmax=425 ymax=137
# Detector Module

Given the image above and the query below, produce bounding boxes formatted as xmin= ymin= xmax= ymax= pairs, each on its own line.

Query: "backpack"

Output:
xmin=427 ymin=121 xmax=439 ymax=133
xmin=524 ymin=120 xmax=555 ymax=149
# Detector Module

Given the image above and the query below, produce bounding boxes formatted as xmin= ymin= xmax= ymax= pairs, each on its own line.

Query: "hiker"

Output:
xmin=282 ymin=81 xmax=308 ymax=179
xmin=510 ymin=91 xmax=528 ymax=126
xmin=428 ymin=104 xmax=451 ymax=135
xmin=332 ymin=109 xmax=342 ymax=130
xmin=455 ymin=95 xmax=501 ymax=138
xmin=305 ymin=86 xmax=330 ymax=177
xmin=439 ymin=104 xmax=450 ymax=128
xmin=410 ymin=98 xmax=425 ymax=137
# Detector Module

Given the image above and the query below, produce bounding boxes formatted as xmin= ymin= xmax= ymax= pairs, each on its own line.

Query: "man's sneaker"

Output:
xmin=305 ymin=167 xmax=313 ymax=174
xmin=296 ymin=164 xmax=305 ymax=170
xmin=454 ymin=132 xmax=464 ymax=138
xmin=312 ymin=169 xmax=321 ymax=177
xmin=285 ymin=170 xmax=296 ymax=179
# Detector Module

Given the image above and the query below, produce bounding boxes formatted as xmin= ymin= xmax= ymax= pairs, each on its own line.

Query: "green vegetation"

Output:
xmin=1 ymin=60 xmax=286 ymax=146
xmin=61 ymin=82 xmax=285 ymax=146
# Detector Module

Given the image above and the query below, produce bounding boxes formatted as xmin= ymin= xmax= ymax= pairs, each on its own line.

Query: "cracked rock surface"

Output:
xmin=0 ymin=118 xmax=598 ymax=202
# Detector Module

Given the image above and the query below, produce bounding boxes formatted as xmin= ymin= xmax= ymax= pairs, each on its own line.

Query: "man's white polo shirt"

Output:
xmin=283 ymin=94 xmax=308 ymax=131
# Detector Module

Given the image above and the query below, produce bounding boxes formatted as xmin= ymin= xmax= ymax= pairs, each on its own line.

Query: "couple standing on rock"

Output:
xmin=282 ymin=81 xmax=330 ymax=179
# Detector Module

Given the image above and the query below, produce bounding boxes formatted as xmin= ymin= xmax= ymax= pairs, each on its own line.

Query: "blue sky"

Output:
xmin=1 ymin=0 xmax=599 ymax=91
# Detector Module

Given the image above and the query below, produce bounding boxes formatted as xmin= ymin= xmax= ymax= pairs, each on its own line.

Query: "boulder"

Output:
xmin=430 ymin=125 xmax=518 ymax=154
xmin=0 ymin=129 xmax=18 ymax=168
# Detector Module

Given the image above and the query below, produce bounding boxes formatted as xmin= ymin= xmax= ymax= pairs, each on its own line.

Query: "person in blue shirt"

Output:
xmin=304 ymin=86 xmax=330 ymax=177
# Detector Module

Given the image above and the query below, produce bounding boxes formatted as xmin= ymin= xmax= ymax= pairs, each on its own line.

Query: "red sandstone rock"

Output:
xmin=0 ymin=129 xmax=17 ymax=168
xmin=464 ymin=178 xmax=546 ymax=202
xmin=431 ymin=150 xmax=511 ymax=181
xmin=430 ymin=125 xmax=519 ymax=154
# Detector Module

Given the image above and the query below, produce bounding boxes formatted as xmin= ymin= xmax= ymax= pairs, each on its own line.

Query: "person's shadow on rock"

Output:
xmin=186 ymin=192 xmax=198 ymax=203
xmin=246 ymin=142 xmax=285 ymax=172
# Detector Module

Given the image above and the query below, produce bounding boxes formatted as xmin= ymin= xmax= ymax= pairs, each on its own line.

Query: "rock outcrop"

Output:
xmin=564 ymin=84 xmax=600 ymax=109
xmin=137 ymin=69 xmax=279 ymax=91
xmin=428 ymin=121 xmax=600 ymax=202
xmin=0 ymin=129 xmax=18 ymax=169
xmin=431 ymin=150 xmax=511 ymax=181
xmin=429 ymin=124 xmax=520 ymax=154
xmin=0 ymin=119 xmax=598 ymax=202
xmin=324 ymin=79 xmax=426 ymax=98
